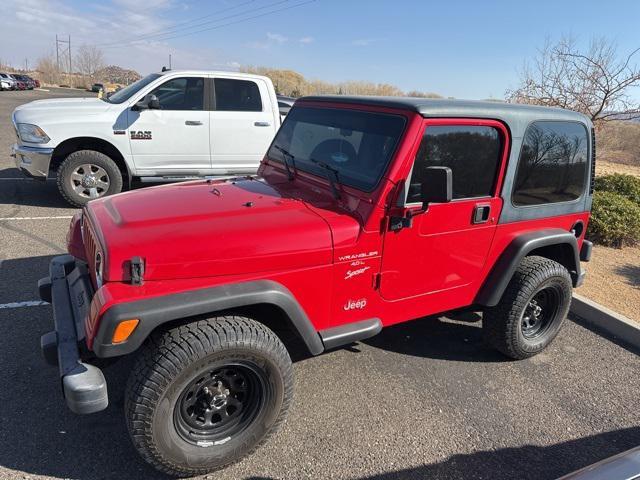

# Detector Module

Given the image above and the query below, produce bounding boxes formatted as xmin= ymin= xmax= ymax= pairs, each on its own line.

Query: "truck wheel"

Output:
xmin=57 ymin=150 xmax=123 ymax=207
xmin=125 ymin=316 xmax=293 ymax=477
xmin=482 ymin=256 xmax=572 ymax=360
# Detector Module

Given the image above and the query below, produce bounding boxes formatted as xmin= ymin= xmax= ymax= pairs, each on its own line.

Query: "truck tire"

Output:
xmin=125 ymin=316 xmax=293 ymax=477
xmin=57 ymin=150 xmax=123 ymax=207
xmin=482 ymin=255 xmax=572 ymax=360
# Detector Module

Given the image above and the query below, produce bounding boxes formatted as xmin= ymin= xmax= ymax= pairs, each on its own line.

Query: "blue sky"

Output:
xmin=2 ymin=0 xmax=640 ymax=99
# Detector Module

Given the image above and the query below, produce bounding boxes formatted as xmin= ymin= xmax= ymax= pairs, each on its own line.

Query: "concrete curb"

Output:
xmin=571 ymin=293 xmax=640 ymax=349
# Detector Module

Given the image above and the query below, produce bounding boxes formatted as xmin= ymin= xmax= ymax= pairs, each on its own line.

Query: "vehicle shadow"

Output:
xmin=361 ymin=313 xmax=509 ymax=363
xmin=0 ymin=169 xmax=72 ymax=209
xmin=245 ymin=427 xmax=640 ymax=480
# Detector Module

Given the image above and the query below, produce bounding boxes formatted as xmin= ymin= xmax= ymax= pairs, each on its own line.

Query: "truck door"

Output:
xmin=128 ymin=76 xmax=210 ymax=173
xmin=380 ymin=119 xmax=509 ymax=309
xmin=209 ymin=77 xmax=278 ymax=175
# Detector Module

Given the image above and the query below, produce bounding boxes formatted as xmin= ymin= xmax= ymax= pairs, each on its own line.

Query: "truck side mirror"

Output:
xmin=421 ymin=166 xmax=452 ymax=207
xmin=133 ymin=94 xmax=160 ymax=111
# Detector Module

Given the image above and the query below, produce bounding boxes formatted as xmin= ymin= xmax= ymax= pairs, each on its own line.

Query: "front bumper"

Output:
xmin=39 ymin=255 xmax=108 ymax=414
xmin=11 ymin=143 xmax=53 ymax=180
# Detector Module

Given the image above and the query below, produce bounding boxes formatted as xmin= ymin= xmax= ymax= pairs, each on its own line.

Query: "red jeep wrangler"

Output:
xmin=40 ymin=96 xmax=594 ymax=476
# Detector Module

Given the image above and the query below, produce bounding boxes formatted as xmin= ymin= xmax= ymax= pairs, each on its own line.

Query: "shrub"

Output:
xmin=594 ymin=173 xmax=640 ymax=205
xmin=587 ymin=190 xmax=640 ymax=247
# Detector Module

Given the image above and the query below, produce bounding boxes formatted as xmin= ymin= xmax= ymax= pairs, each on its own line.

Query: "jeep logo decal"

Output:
xmin=131 ymin=130 xmax=152 ymax=140
xmin=343 ymin=298 xmax=367 ymax=311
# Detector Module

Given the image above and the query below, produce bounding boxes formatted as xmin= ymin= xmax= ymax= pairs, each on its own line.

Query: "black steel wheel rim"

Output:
xmin=521 ymin=286 xmax=561 ymax=339
xmin=173 ymin=361 xmax=267 ymax=446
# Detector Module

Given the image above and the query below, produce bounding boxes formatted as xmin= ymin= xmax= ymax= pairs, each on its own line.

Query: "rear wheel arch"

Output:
xmin=51 ymin=136 xmax=130 ymax=184
xmin=476 ymin=229 xmax=581 ymax=307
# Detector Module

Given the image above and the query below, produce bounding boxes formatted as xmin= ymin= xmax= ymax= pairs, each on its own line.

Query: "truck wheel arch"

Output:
xmin=475 ymin=229 xmax=582 ymax=307
xmin=91 ymin=280 xmax=325 ymax=358
xmin=51 ymin=137 xmax=130 ymax=185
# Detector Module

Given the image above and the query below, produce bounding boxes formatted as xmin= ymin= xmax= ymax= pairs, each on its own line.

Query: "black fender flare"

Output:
xmin=475 ymin=229 xmax=582 ymax=307
xmin=92 ymin=280 xmax=324 ymax=358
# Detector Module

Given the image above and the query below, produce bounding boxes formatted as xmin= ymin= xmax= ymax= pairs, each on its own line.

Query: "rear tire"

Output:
xmin=125 ymin=316 xmax=293 ymax=477
xmin=57 ymin=150 xmax=123 ymax=207
xmin=482 ymin=255 xmax=572 ymax=360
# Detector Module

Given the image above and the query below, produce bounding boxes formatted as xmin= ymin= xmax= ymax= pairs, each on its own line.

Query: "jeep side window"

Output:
xmin=407 ymin=125 xmax=502 ymax=202
xmin=512 ymin=121 xmax=588 ymax=206
xmin=214 ymin=78 xmax=262 ymax=111
xmin=149 ymin=77 xmax=204 ymax=111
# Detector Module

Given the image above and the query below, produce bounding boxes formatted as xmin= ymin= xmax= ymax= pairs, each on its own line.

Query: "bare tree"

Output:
xmin=36 ymin=52 xmax=60 ymax=85
xmin=506 ymin=37 xmax=640 ymax=126
xmin=75 ymin=44 xmax=105 ymax=85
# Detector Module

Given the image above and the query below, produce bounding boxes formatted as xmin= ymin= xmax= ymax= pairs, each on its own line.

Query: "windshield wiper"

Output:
xmin=310 ymin=158 xmax=341 ymax=199
xmin=272 ymin=145 xmax=296 ymax=181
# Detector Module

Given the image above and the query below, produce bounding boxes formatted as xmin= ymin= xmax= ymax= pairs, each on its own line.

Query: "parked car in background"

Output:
xmin=9 ymin=74 xmax=26 ymax=90
xmin=0 ymin=73 xmax=16 ymax=90
xmin=91 ymin=83 xmax=104 ymax=92
xmin=14 ymin=74 xmax=34 ymax=89
xmin=277 ymin=94 xmax=295 ymax=118
xmin=11 ymin=69 xmax=282 ymax=206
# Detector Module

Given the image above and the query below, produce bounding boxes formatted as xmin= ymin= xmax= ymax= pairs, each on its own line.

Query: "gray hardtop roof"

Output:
xmin=298 ymin=95 xmax=591 ymax=127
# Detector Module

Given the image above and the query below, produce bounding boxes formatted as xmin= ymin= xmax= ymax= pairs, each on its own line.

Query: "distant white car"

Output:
xmin=11 ymin=69 xmax=281 ymax=206
xmin=0 ymin=72 xmax=16 ymax=90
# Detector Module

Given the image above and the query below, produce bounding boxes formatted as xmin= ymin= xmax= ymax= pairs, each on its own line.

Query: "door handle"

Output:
xmin=472 ymin=204 xmax=491 ymax=224
xmin=185 ymin=120 xmax=202 ymax=126
xmin=254 ymin=121 xmax=271 ymax=127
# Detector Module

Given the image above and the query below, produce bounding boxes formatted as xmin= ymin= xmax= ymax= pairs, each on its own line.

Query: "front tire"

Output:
xmin=482 ymin=256 xmax=572 ymax=360
xmin=125 ymin=316 xmax=293 ymax=477
xmin=57 ymin=150 xmax=123 ymax=207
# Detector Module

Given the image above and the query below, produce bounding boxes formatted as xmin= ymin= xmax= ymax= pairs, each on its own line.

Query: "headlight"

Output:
xmin=95 ymin=251 xmax=104 ymax=288
xmin=17 ymin=123 xmax=50 ymax=144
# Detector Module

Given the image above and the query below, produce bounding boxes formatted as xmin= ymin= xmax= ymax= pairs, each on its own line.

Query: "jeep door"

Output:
xmin=209 ymin=77 xmax=278 ymax=175
xmin=128 ymin=76 xmax=211 ymax=172
xmin=380 ymin=119 xmax=509 ymax=312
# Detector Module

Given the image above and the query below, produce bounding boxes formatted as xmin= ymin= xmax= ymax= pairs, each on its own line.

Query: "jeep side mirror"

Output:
xmin=133 ymin=94 xmax=160 ymax=111
xmin=421 ymin=166 xmax=452 ymax=207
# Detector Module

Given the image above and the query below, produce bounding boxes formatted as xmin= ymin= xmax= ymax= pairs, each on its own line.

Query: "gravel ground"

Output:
xmin=578 ymin=244 xmax=640 ymax=321
xmin=0 ymin=89 xmax=639 ymax=480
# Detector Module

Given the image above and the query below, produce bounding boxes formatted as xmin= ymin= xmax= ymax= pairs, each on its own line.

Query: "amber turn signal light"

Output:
xmin=112 ymin=319 xmax=140 ymax=344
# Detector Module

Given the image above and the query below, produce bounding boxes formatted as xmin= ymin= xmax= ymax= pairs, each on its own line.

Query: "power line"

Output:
xmin=103 ymin=0 xmax=315 ymax=49
xmin=99 ymin=0 xmax=257 ymax=48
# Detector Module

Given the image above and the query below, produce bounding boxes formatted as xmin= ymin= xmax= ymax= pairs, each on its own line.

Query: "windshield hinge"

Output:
xmin=130 ymin=256 xmax=145 ymax=285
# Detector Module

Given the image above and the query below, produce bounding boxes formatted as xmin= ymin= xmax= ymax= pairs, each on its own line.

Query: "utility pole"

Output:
xmin=24 ymin=58 xmax=28 ymax=71
xmin=55 ymin=35 xmax=72 ymax=84
xmin=56 ymin=35 xmax=60 ymax=71
xmin=169 ymin=54 xmax=172 ymax=70
xmin=68 ymin=35 xmax=71 ymax=75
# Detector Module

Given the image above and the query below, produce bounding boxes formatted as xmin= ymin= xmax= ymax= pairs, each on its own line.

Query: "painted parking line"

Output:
xmin=0 ymin=215 xmax=73 ymax=221
xmin=0 ymin=300 xmax=48 ymax=309
xmin=0 ymin=178 xmax=56 ymax=181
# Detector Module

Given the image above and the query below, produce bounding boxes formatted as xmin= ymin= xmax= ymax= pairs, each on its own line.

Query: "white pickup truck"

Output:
xmin=11 ymin=70 xmax=281 ymax=206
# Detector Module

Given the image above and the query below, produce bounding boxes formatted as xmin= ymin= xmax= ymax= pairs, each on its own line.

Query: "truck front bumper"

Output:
xmin=39 ymin=255 xmax=108 ymax=414
xmin=11 ymin=143 xmax=53 ymax=180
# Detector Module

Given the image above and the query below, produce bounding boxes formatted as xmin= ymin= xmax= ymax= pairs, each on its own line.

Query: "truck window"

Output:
xmin=268 ymin=106 xmax=406 ymax=192
xmin=106 ymin=73 xmax=161 ymax=104
xmin=149 ymin=77 xmax=204 ymax=111
xmin=513 ymin=121 xmax=588 ymax=206
xmin=214 ymin=78 xmax=262 ymax=111
xmin=408 ymin=125 xmax=502 ymax=202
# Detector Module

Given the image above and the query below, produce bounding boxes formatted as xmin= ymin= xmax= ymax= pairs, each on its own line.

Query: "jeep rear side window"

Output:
xmin=149 ymin=77 xmax=204 ymax=111
xmin=214 ymin=78 xmax=262 ymax=111
xmin=408 ymin=125 xmax=502 ymax=202
xmin=513 ymin=121 xmax=588 ymax=206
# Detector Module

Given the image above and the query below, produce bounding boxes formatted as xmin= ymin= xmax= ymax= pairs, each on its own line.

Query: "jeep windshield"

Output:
xmin=267 ymin=106 xmax=406 ymax=192
xmin=103 ymin=73 xmax=162 ymax=104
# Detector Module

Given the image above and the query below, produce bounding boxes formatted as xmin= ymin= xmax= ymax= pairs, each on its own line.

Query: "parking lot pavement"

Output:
xmin=1 ymin=89 xmax=639 ymax=480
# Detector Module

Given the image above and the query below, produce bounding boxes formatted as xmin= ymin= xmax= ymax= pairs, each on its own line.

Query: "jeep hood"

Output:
xmin=85 ymin=178 xmax=333 ymax=282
